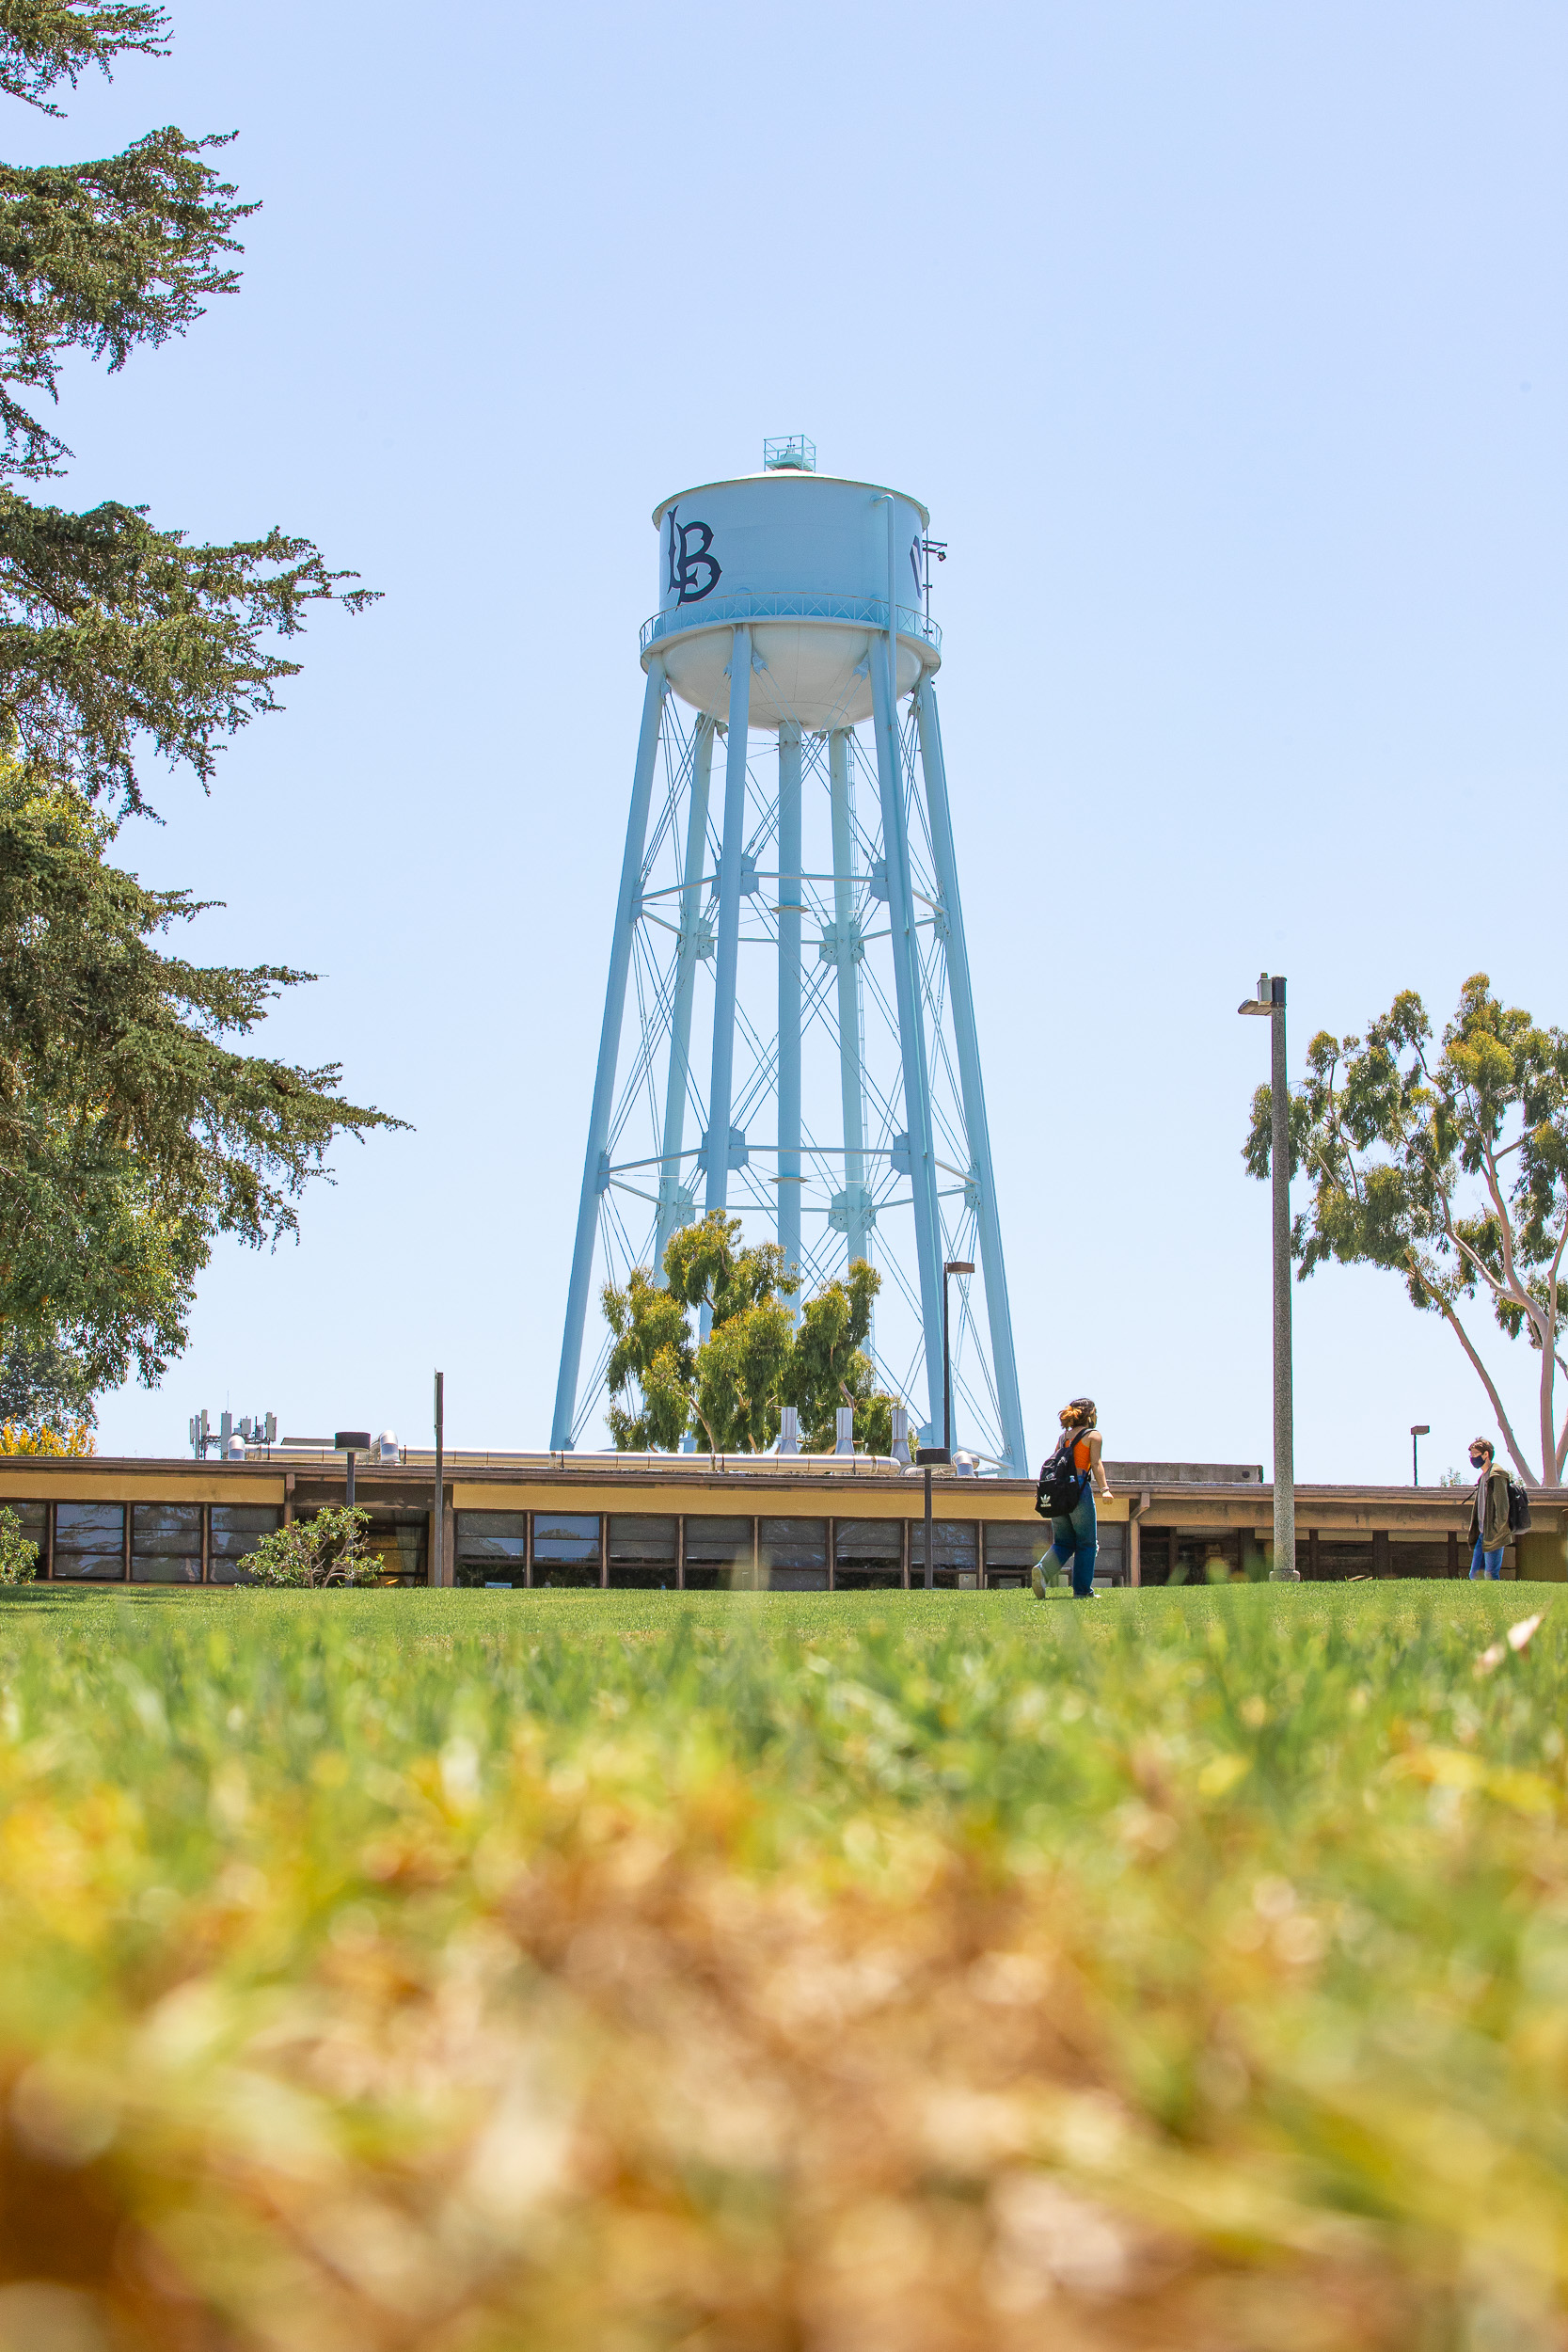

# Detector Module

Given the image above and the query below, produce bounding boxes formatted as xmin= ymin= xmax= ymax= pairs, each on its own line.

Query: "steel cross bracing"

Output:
xmin=552 ymin=639 xmax=1025 ymax=1470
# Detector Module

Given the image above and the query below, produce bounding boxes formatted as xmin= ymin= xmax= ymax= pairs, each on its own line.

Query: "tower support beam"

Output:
xmin=828 ymin=726 xmax=870 ymax=1268
xmin=552 ymin=656 xmax=667 ymax=1449
xmin=915 ymin=679 xmax=1027 ymax=1472
xmin=776 ymin=722 xmax=802 ymax=1305
xmin=704 ymin=626 xmax=752 ymax=1218
xmin=870 ymin=636 xmax=944 ymax=1439
xmin=654 ymin=714 xmax=716 ymax=1278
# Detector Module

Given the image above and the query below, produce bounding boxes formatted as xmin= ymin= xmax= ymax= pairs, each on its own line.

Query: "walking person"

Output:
xmin=1466 ymin=1436 xmax=1511 ymax=1581
xmin=1032 ymin=1397 xmax=1113 ymax=1600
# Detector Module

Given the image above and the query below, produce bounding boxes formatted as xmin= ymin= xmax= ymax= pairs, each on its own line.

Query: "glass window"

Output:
xmin=910 ymin=1519 xmax=978 ymax=1585
xmin=55 ymin=1502 xmax=123 ymax=1548
xmin=608 ymin=1515 xmax=678 ymax=1589
xmin=608 ymin=1515 xmax=677 ymax=1565
xmin=683 ymin=1517 xmax=751 ymax=1565
xmin=454 ymin=1511 xmax=527 ymax=1587
xmin=759 ymin=1518 xmax=826 ymax=1568
xmin=362 ymin=1518 xmax=428 ymax=1585
xmin=133 ymin=1552 xmax=201 ymax=1583
xmin=983 ymin=1521 xmax=1050 ymax=1584
xmin=133 ymin=1502 xmax=202 ymax=1583
xmin=760 ymin=1518 xmax=827 ymax=1589
xmin=54 ymin=1502 xmax=124 ymax=1580
xmin=682 ymin=1516 xmax=752 ymax=1590
xmin=531 ymin=1513 xmax=600 ymax=1561
xmin=531 ymin=1512 xmax=599 ymax=1588
xmin=209 ymin=1504 xmax=280 ymax=1585
xmin=834 ymin=1518 xmax=904 ymax=1583
xmin=133 ymin=1504 xmax=202 ymax=1551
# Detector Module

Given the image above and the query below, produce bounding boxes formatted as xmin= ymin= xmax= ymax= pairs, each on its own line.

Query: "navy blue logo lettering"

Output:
xmin=667 ymin=507 xmax=721 ymax=605
xmin=910 ymin=535 xmax=922 ymax=598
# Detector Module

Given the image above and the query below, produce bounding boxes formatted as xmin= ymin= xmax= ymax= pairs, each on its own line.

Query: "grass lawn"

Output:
xmin=0 ymin=1581 xmax=1563 ymax=2349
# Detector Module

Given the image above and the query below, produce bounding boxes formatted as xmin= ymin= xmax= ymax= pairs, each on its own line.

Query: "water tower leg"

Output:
xmin=654 ymin=715 xmax=716 ymax=1279
xmin=828 ymin=728 xmax=870 ymax=1269
xmin=870 ymin=641 xmax=944 ymax=1440
xmin=552 ymin=657 xmax=667 ymax=1450
xmin=777 ymin=722 xmax=802 ymax=1311
xmin=914 ymin=680 xmax=1027 ymax=1474
xmin=704 ymin=626 xmax=752 ymax=1220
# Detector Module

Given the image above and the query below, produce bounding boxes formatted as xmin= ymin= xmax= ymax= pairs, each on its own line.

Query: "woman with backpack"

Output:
xmin=1466 ymin=1437 xmax=1512 ymax=1580
xmin=1032 ymin=1397 xmax=1113 ymax=1600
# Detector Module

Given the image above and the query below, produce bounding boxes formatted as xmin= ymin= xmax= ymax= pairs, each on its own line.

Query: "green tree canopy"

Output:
xmin=0 ymin=1 xmax=372 ymax=812
xmin=603 ymin=1211 xmax=898 ymax=1457
xmin=0 ymin=761 xmax=399 ymax=1389
xmin=0 ymin=1327 xmax=97 ymax=1430
xmin=0 ymin=8 xmax=393 ymax=1398
xmin=1245 ymin=973 xmax=1568 ymax=1485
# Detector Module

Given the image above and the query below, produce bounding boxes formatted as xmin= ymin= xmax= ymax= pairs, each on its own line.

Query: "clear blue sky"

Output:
xmin=39 ymin=2 xmax=1564 ymax=1480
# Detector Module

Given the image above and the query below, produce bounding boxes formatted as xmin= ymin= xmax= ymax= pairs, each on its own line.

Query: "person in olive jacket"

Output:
xmin=1466 ymin=1437 xmax=1511 ymax=1580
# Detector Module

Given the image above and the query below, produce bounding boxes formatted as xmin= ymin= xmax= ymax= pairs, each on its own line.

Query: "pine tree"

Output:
xmin=0 ymin=6 xmax=397 ymax=1399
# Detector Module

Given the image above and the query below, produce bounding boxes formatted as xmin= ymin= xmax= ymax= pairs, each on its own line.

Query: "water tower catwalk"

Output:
xmin=552 ymin=443 xmax=1025 ymax=1470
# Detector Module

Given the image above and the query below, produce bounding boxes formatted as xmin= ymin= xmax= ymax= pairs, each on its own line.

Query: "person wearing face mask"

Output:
xmin=1465 ymin=1437 xmax=1511 ymax=1580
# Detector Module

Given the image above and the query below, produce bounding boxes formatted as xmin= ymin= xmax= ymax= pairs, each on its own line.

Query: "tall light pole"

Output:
xmin=1411 ymin=1422 xmax=1429 ymax=1486
xmin=1237 ymin=977 xmax=1299 ymax=1581
xmin=433 ymin=1372 xmax=446 ymax=1587
xmin=942 ymin=1258 xmax=974 ymax=1461
xmin=335 ymin=1429 xmax=371 ymax=1511
xmin=913 ymin=1259 xmax=975 ymax=1587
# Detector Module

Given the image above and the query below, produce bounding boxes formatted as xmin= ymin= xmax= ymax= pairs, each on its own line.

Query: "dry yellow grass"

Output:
xmin=0 ymin=1583 xmax=1561 ymax=2350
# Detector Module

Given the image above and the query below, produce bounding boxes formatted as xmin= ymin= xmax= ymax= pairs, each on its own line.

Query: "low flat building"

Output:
xmin=0 ymin=1453 xmax=1561 ymax=1587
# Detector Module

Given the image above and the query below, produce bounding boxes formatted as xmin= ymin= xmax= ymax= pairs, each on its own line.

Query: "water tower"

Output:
xmin=552 ymin=441 xmax=1025 ymax=1470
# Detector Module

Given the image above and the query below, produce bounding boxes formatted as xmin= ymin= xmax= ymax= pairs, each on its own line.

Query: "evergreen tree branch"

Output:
xmin=0 ymin=492 xmax=374 ymax=809
xmin=0 ymin=2 xmax=167 ymax=116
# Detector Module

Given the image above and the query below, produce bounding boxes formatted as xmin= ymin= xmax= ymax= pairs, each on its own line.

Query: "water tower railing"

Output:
xmin=640 ymin=590 xmax=940 ymax=660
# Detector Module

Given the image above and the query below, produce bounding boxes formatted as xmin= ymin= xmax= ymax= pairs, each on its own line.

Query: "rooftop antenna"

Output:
xmin=762 ymin=435 xmax=816 ymax=472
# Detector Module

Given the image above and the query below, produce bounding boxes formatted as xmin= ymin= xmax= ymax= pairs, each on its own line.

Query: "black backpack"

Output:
xmin=1035 ymin=1428 xmax=1088 ymax=1518
xmin=1508 ymin=1475 xmax=1533 ymax=1535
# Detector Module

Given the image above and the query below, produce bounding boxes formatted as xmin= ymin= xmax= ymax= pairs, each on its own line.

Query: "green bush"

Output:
xmin=0 ymin=1504 xmax=38 ymax=1583
xmin=241 ymin=1502 xmax=376 ymax=1587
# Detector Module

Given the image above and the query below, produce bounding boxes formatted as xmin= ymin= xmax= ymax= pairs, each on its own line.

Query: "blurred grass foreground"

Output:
xmin=0 ymin=1583 xmax=1565 ymax=2351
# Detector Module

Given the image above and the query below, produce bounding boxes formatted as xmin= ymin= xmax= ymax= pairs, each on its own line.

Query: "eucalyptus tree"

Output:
xmin=1245 ymin=974 xmax=1568 ymax=1486
xmin=603 ymin=1211 xmax=897 ymax=1457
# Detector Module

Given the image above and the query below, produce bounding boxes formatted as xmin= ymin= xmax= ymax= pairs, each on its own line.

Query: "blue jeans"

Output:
xmin=1470 ymin=1541 xmax=1504 ymax=1581
xmin=1051 ymin=1489 xmax=1098 ymax=1597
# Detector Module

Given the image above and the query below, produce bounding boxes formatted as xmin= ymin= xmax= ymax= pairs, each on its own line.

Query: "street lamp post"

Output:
xmin=1237 ymin=977 xmax=1298 ymax=1581
xmin=915 ymin=1259 xmax=975 ymax=1588
xmin=335 ymin=1429 xmax=371 ymax=1510
xmin=1411 ymin=1423 xmax=1429 ymax=1486
xmin=942 ymin=1258 xmax=974 ymax=1461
